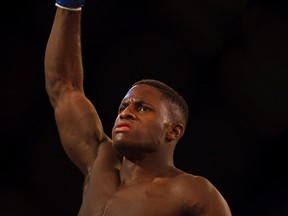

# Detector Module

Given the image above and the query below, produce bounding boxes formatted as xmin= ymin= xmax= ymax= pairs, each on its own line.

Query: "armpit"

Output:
xmin=83 ymin=167 xmax=92 ymax=193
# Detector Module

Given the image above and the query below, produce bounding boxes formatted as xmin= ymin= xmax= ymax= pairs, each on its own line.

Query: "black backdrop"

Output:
xmin=1 ymin=0 xmax=287 ymax=215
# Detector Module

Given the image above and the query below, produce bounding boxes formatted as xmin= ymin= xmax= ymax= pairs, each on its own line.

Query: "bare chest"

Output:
xmin=79 ymin=182 xmax=185 ymax=216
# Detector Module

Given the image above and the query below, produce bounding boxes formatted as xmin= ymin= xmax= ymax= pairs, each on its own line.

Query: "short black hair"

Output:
xmin=132 ymin=79 xmax=189 ymax=126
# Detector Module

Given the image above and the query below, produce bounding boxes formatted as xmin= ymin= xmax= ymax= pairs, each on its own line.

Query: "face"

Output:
xmin=112 ymin=84 xmax=173 ymax=157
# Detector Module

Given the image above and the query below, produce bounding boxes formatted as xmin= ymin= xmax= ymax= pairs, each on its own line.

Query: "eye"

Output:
xmin=118 ymin=104 xmax=127 ymax=113
xmin=138 ymin=106 xmax=150 ymax=112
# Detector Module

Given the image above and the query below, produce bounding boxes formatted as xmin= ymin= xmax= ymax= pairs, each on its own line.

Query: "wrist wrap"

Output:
xmin=55 ymin=0 xmax=85 ymax=10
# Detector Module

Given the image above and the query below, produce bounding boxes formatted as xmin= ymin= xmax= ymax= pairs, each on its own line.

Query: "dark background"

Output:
xmin=1 ymin=0 xmax=288 ymax=215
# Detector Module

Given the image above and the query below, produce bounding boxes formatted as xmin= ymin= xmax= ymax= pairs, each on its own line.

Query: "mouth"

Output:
xmin=114 ymin=123 xmax=131 ymax=132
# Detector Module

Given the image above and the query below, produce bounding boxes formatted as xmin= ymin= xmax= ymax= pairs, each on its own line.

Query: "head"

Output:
xmin=132 ymin=79 xmax=189 ymax=128
xmin=112 ymin=79 xmax=189 ymax=159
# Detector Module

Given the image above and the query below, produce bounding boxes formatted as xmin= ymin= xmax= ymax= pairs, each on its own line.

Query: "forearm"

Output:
xmin=44 ymin=7 xmax=83 ymax=108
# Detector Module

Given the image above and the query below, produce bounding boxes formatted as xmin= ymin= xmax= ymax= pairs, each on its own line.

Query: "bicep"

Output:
xmin=54 ymin=89 xmax=108 ymax=175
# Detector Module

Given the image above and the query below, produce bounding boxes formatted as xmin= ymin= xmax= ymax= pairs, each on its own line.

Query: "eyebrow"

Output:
xmin=121 ymin=98 xmax=147 ymax=105
xmin=118 ymin=98 xmax=150 ymax=111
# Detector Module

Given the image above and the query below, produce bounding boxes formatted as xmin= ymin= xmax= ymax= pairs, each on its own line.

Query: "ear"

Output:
xmin=166 ymin=123 xmax=184 ymax=141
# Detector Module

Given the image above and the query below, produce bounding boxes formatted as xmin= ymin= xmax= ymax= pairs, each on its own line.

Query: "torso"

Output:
xmin=78 ymin=167 xmax=194 ymax=216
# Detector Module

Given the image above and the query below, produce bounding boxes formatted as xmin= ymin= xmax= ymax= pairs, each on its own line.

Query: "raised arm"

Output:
xmin=44 ymin=7 xmax=110 ymax=175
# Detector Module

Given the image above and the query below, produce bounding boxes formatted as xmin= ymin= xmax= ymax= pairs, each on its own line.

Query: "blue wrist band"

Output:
xmin=55 ymin=0 xmax=85 ymax=8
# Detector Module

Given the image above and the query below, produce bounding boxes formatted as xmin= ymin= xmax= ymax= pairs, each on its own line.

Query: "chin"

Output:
xmin=114 ymin=142 xmax=156 ymax=160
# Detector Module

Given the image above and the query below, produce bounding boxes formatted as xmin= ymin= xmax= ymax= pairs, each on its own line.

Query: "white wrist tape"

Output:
xmin=55 ymin=3 xmax=82 ymax=11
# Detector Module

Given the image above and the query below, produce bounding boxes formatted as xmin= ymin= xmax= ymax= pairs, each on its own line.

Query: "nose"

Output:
xmin=119 ymin=105 xmax=136 ymax=120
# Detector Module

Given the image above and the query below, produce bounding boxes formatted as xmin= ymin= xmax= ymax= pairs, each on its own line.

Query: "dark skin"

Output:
xmin=45 ymin=8 xmax=232 ymax=216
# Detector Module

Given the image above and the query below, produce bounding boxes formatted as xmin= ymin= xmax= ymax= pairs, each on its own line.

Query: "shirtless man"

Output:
xmin=44 ymin=1 xmax=232 ymax=215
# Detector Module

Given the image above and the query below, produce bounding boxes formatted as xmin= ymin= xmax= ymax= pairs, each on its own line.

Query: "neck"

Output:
xmin=119 ymin=156 xmax=175 ymax=186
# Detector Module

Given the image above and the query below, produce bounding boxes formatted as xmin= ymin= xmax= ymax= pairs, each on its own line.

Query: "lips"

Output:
xmin=114 ymin=123 xmax=131 ymax=132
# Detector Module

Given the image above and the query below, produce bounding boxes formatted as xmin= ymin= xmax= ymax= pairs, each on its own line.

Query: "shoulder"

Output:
xmin=169 ymin=173 xmax=213 ymax=198
xmin=169 ymin=173 xmax=232 ymax=216
xmin=93 ymin=139 xmax=122 ymax=171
